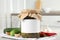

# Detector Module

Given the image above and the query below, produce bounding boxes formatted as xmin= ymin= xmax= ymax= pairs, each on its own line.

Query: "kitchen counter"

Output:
xmin=11 ymin=12 xmax=60 ymax=16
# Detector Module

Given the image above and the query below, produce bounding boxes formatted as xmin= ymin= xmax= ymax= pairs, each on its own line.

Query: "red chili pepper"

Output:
xmin=45 ymin=32 xmax=56 ymax=36
xmin=40 ymin=32 xmax=56 ymax=37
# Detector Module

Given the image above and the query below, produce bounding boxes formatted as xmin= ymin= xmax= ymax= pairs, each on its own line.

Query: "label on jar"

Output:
xmin=21 ymin=19 xmax=40 ymax=33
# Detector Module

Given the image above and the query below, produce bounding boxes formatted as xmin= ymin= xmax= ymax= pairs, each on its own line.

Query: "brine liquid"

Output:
xmin=21 ymin=33 xmax=40 ymax=38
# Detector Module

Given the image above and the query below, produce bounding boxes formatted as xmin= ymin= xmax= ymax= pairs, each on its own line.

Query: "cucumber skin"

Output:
xmin=4 ymin=28 xmax=21 ymax=34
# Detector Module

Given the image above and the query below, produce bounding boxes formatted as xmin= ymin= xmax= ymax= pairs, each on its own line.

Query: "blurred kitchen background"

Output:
xmin=0 ymin=0 xmax=60 ymax=40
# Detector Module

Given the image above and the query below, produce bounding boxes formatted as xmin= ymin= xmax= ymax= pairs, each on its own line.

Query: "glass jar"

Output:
xmin=21 ymin=16 xmax=40 ymax=38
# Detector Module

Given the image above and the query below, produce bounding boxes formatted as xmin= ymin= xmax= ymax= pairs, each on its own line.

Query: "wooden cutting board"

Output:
xmin=35 ymin=0 xmax=41 ymax=10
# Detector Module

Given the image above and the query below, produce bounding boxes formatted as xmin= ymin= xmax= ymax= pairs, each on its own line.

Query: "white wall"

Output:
xmin=0 ymin=0 xmax=11 ymax=33
xmin=6 ymin=0 xmax=24 ymax=28
xmin=12 ymin=0 xmax=24 ymax=13
xmin=26 ymin=0 xmax=60 ymax=10
xmin=0 ymin=0 xmax=24 ymax=33
xmin=41 ymin=0 xmax=60 ymax=10
xmin=26 ymin=0 xmax=36 ymax=9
